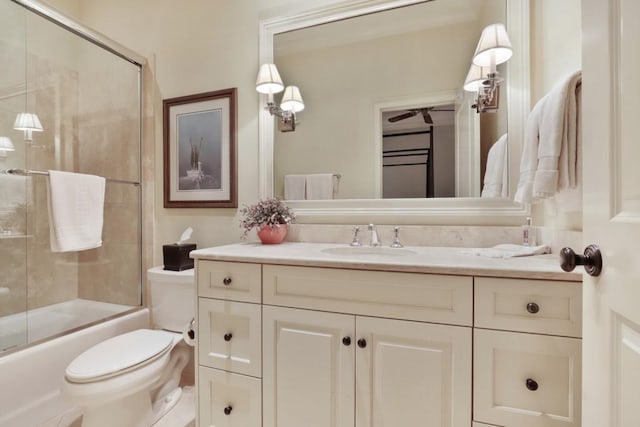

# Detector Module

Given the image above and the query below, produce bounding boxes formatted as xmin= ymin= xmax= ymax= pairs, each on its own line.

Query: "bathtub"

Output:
xmin=0 ymin=298 xmax=136 ymax=352
xmin=0 ymin=307 xmax=149 ymax=427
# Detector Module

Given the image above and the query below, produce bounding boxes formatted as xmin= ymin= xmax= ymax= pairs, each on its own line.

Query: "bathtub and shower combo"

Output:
xmin=0 ymin=1 xmax=149 ymax=425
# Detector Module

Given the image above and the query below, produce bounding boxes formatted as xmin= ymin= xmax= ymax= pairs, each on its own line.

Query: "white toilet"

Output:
xmin=61 ymin=267 xmax=195 ymax=427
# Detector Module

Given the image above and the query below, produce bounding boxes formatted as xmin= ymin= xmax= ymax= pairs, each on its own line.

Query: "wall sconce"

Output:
xmin=464 ymin=23 xmax=512 ymax=113
xmin=0 ymin=136 xmax=15 ymax=152
xmin=0 ymin=136 xmax=15 ymax=160
xmin=256 ymin=63 xmax=305 ymax=132
xmin=13 ymin=112 xmax=43 ymax=141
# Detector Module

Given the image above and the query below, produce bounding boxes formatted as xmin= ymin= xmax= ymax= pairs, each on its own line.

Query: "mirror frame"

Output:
xmin=258 ymin=0 xmax=530 ymax=225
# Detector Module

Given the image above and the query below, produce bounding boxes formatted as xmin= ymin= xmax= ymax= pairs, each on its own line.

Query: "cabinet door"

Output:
xmin=356 ymin=316 xmax=472 ymax=427
xmin=263 ymin=305 xmax=355 ymax=427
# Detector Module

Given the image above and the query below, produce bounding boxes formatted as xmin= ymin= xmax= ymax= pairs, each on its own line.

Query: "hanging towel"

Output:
xmin=284 ymin=174 xmax=306 ymax=200
xmin=514 ymin=70 xmax=582 ymax=204
xmin=481 ymin=133 xmax=509 ymax=198
xmin=533 ymin=70 xmax=582 ymax=198
xmin=306 ymin=174 xmax=336 ymax=200
xmin=514 ymin=96 xmax=546 ymax=204
xmin=47 ymin=170 xmax=106 ymax=252
xmin=461 ymin=243 xmax=552 ymax=259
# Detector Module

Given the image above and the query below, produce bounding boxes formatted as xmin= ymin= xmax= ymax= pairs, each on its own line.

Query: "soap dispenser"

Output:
xmin=522 ymin=217 xmax=537 ymax=246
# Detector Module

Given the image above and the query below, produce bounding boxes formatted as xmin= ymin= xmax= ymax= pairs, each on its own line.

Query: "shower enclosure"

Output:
xmin=0 ymin=0 xmax=144 ymax=353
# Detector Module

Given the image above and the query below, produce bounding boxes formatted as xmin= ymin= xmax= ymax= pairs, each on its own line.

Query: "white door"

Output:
xmin=355 ymin=316 xmax=472 ymax=427
xmin=582 ymin=0 xmax=640 ymax=426
xmin=262 ymin=305 xmax=355 ymax=427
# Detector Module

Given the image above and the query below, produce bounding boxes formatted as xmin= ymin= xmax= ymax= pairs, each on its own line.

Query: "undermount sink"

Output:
xmin=321 ymin=246 xmax=417 ymax=257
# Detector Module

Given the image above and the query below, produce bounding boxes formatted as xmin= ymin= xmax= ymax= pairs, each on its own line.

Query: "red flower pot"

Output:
xmin=257 ymin=224 xmax=288 ymax=244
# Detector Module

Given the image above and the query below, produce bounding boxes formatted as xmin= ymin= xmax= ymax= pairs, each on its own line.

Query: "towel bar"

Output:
xmin=1 ymin=168 xmax=140 ymax=186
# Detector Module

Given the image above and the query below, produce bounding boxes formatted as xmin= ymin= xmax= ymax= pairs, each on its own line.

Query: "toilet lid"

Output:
xmin=65 ymin=329 xmax=175 ymax=383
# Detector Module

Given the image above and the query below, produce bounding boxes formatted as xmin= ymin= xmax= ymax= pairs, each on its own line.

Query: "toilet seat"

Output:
xmin=65 ymin=329 xmax=175 ymax=383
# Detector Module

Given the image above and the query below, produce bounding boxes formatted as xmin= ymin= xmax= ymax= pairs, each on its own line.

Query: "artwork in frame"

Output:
xmin=163 ymin=88 xmax=237 ymax=208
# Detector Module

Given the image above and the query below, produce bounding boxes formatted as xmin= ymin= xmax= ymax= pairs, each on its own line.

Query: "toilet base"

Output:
xmin=152 ymin=387 xmax=183 ymax=424
xmin=81 ymin=389 xmax=152 ymax=427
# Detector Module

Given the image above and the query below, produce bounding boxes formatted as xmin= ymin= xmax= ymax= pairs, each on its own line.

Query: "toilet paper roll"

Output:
xmin=182 ymin=318 xmax=196 ymax=347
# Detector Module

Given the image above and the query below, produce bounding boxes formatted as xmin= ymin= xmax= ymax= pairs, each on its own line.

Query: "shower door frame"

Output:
xmin=3 ymin=0 xmax=147 ymax=353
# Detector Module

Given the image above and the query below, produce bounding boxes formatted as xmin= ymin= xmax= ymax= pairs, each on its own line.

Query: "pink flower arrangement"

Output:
xmin=239 ymin=197 xmax=295 ymax=238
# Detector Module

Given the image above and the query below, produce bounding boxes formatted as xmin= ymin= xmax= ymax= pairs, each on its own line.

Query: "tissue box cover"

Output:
xmin=163 ymin=243 xmax=196 ymax=271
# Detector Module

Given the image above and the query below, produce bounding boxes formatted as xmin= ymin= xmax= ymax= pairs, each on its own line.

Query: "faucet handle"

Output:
xmin=390 ymin=226 xmax=403 ymax=248
xmin=367 ymin=223 xmax=381 ymax=247
xmin=350 ymin=226 xmax=362 ymax=246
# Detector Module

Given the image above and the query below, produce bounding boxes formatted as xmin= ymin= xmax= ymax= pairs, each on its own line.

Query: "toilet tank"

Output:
xmin=147 ymin=266 xmax=195 ymax=332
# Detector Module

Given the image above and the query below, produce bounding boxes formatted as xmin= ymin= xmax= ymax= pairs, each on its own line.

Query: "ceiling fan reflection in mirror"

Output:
xmin=387 ymin=106 xmax=454 ymax=125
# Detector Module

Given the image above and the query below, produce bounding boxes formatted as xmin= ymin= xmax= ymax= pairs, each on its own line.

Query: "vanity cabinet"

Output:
xmin=262 ymin=306 xmax=472 ymax=427
xmin=194 ymin=256 xmax=582 ymax=427
xmin=261 ymin=265 xmax=473 ymax=427
xmin=196 ymin=261 xmax=263 ymax=427
xmin=473 ymin=277 xmax=583 ymax=427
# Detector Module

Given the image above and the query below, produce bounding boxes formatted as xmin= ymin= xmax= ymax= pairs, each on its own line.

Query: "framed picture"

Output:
xmin=163 ymin=88 xmax=237 ymax=208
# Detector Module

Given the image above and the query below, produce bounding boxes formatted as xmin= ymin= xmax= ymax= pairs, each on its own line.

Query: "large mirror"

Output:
xmin=258 ymin=0 xmax=529 ymax=224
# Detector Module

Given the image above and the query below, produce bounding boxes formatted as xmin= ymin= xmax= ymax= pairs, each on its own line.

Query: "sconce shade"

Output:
xmin=280 ymin=85 xmax=305 ymax=113
xmin=472 ymin=23 xmax=512 ymax=68
xmin=13 ymin=112 xmax=43 ymax=132
xmin=256 ymin=63 xmax=285 ymax=94
xmin=463 ymin=64 xmax=490 ymax=92
xmin=0 ymin=136 xmax=15 ymax=151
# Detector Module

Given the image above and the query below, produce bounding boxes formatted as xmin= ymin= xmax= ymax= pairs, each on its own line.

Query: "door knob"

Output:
xmin=342 ymin=336 xmax=351 ymax=346
xmin=224 ymin=333 xmax=233 ymax=342
xmin=224 ymin=405 xmax=233 ymax=415
xmin=560 ymin=244 xmax=603 ymax=277
xmin=357 ymin=338 xmax=367 ymax=348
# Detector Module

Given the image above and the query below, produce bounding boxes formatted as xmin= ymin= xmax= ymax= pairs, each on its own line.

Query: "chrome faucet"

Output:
xmin=368 ymin=224 xmax=380 ymax=247
xmin=390 ymin=226 xmax=403 ymax=248
xmin=350 ymin=226 xmax=362 ymax=246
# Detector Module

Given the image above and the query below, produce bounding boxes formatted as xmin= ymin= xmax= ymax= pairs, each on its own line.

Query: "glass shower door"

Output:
xmin=1 ymin=0 xmax=143 ymax=354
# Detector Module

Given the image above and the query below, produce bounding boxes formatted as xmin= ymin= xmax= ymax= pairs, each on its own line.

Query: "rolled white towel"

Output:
xmin=460 ymin=243 xmax=551 ymax=259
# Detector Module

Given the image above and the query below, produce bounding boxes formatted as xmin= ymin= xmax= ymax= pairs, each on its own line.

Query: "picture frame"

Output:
xmin=163 ymin=88 xmax=237 ymax=208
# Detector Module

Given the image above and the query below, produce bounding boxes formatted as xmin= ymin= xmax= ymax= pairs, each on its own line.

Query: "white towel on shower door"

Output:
xmin=47 ymin=170 xmax=106 ymax=252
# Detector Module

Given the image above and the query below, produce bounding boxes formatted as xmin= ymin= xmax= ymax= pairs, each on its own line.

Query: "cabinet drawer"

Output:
xmin=263 ymin=265 xmax=473 ymax=326
xmin=474 ymin=329 xmax=582 ymax=427
xmin=197 ymin=260 xmax=261 ymax=303
xmin=198 ymin=366 xmax=261 ymax=427
xmin=198 ymin=299 xmax=262 ymax=377
xmin=475 ymin=277 xmax=582 ymax=337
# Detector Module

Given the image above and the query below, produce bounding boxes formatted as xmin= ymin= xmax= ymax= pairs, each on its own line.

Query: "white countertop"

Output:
xmin=191 ymin=242 xmax=581 ymax=281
